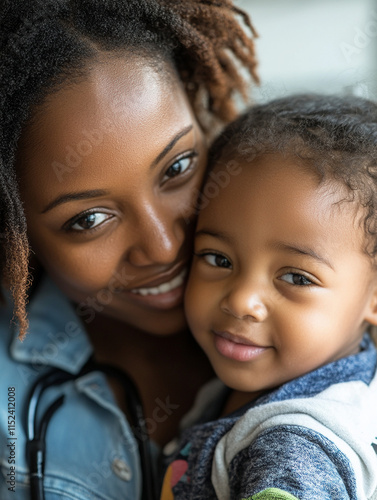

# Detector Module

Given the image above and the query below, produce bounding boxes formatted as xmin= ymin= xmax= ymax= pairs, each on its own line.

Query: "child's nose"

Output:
xmin=220 ymin=281 xmax=268 ymax=322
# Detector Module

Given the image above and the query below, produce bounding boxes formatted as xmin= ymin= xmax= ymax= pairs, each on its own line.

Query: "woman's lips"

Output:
xmin=130 ymin=268 xmax=187 ymax=296
xmin=213 ymin=330 xmax=269 ymax=362
xmin=120 ymin=268 xmax=188 ymax=310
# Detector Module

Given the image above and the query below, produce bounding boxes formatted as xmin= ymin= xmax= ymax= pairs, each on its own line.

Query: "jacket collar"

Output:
xmin=10 ymin=277 xmax=93 ymax=374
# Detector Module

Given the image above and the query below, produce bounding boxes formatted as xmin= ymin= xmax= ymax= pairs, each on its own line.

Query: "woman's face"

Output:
xmin=17 ymin=56 xmax=207 ymax=336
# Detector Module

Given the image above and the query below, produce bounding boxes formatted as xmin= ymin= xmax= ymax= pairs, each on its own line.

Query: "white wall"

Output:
xmin=237 ymin=0 xmax=377 ymax=102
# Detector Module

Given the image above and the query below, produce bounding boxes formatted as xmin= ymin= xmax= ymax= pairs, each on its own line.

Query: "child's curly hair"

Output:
xmin=0 ymin=0 xmax=259 ymax=338
xmin=210 ymin=94 xmax=377 ymax=258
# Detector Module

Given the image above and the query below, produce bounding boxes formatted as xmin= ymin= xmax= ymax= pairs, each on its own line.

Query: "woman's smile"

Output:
xmin=125 ymin=267 xmax=189 ymax=309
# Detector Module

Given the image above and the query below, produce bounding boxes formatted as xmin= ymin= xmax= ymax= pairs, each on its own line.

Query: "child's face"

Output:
xmin=185 ymin=154 xmax=377 ymax=394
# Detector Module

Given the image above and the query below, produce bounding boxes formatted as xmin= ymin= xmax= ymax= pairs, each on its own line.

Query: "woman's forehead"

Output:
xmin=28 ymin=57 xmax=181 ymax=134
xmin=17 ymin=55 xmax=195 ymax=173
xmin=15 ymin=55 xmax=202 ymax=212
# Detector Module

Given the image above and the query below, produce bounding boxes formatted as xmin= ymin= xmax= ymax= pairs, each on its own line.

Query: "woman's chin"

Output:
xmin=88 ymin=302 xmax=189 ymax=337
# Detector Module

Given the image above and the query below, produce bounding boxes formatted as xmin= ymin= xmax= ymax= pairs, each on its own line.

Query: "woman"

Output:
xmin=0 ymin=1 xmax=258 ymax=498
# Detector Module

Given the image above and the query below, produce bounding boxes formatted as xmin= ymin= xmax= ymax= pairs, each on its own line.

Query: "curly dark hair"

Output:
xmin=209 ymin=93 xmax=377 ymax=258
xmin=0 ymin=0 xmax=259 ymax=338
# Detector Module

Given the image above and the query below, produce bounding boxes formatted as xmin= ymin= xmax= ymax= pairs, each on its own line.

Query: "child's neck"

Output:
xmin=221 ymin=388 xmax=267 ymax=417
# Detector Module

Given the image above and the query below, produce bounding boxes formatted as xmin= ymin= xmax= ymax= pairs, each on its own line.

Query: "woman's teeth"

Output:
xmin=130 ymin=269 xmax=187 ymax=296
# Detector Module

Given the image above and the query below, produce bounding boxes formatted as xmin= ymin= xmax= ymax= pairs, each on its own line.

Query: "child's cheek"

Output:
xmin=184 ymin=270 xmax=210 ymax=337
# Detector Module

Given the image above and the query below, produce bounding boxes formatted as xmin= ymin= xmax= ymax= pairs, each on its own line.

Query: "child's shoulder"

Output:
xmin=212 ymin=351 xmax=377 ymax=500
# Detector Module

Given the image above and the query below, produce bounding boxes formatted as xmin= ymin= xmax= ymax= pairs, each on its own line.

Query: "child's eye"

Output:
xmin=163 ymin=154 xmax=197 ymax=181
xmin=197 ymin=252 xmax=232 ymax=269
xmin=64 ymin=211 xmax=112 ymax=232
xmin=280 ymin=272 xmax=313 ymax=286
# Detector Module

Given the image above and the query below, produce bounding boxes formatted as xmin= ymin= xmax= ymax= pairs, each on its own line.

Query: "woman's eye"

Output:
xmin=68 ymin=212 xmax=111 ymax=232
xmin=163 ymin=155 xmax=194 ymax=180
xmin=201 ymin=253 xmax=232 ymax=269
xmin=280 ymin=272 xmax=313 ymax=286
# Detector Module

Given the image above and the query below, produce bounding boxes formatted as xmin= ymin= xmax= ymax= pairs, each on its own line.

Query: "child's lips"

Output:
xmin=212 ymin=330 xmax=269 ymax=362
xmin=213 ymin=329 xmax=266 ymax=347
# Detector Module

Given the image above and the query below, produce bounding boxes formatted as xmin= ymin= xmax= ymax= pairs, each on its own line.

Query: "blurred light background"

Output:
xmin=238 ymin=0 xmax=377 ymax=102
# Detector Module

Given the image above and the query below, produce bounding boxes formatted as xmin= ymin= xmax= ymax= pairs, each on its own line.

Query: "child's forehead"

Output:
xmin=211 ymin=151 xmax=350 ymax=199
xmin=210 ymin=152 xmax=322 ymax=194
xmin=212 ymin=153 xmax=361 ymax=216
xmin=199 ymin=153 xmax=369 ymax=257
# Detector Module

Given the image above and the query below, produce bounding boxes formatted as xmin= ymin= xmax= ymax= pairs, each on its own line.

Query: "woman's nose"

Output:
xmin=220 ymin=280 xmax=268 ymax=322
xmin=126 ymin=204 xmax=185 ymax=267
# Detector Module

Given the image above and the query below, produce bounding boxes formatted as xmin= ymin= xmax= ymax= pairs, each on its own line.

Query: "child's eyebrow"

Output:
xmin=195 ymin=230 xmax=334 ymax=270
xmin=195 ymin=229 xmax=233 ymax=244
xmin=274 ymin=242 xmax=334 ymax=270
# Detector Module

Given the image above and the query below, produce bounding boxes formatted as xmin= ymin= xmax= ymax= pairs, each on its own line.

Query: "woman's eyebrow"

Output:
xmin=41 ymin=189 xmax=108 ymax=213
xmin=41 ymin=126 xmax=194 ymax=214
xmin=151 ymin=125 xmax=193 ymax=168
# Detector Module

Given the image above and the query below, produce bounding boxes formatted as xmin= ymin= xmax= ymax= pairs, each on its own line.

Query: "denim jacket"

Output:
xmin=0 ymin=278 xmax=142 ymax=499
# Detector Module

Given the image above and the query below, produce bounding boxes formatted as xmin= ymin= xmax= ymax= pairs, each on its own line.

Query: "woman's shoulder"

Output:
xmin=1 ymin=277 xmax=92 ymax=374
xmin=0 ymin=279 xmax=142 ymax=500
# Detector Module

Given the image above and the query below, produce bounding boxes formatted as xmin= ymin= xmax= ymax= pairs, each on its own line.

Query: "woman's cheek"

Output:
xmin=38 ymin=242 xmax=112 ymax=293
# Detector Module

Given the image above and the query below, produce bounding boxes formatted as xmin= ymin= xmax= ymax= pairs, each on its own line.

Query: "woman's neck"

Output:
xmin=86 ymin=312 xmax=214 ymax=446
xmin=86 ymin=311 xmax=194 ymax=364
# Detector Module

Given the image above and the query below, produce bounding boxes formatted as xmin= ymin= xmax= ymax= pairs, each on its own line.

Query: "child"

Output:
xmin=160 ymin=94 xmax=377 ymax=500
